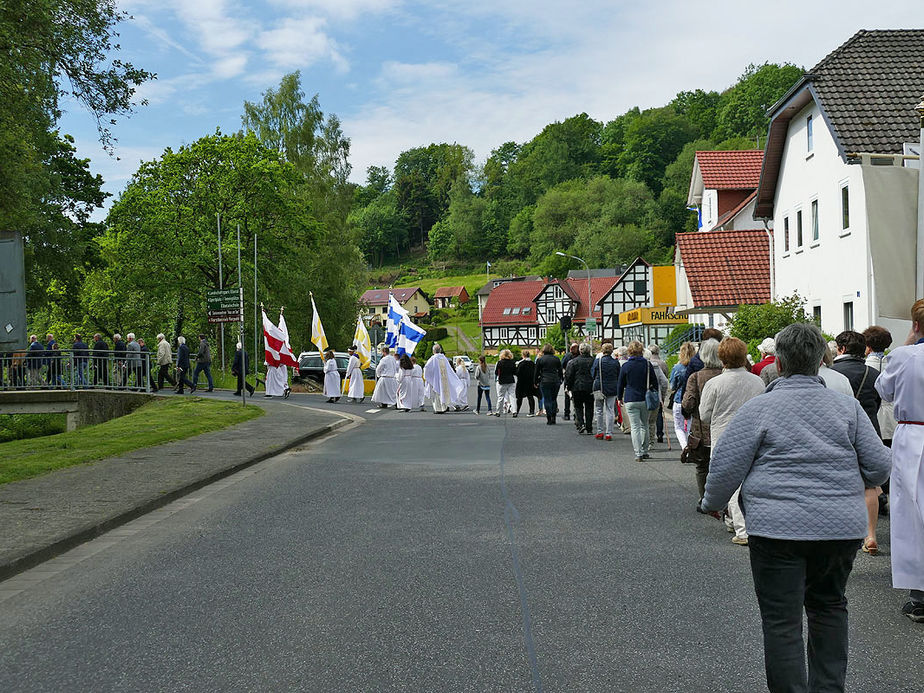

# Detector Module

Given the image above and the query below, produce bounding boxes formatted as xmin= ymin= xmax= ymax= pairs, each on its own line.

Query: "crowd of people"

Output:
xmin=0 ymin=332 xmax=220 ymax=395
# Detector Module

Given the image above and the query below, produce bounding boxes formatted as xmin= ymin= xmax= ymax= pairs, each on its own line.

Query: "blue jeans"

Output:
xmin=624 ymin=401 xmax=650 ymax=457
xmin=477 ymin=386 xmax=492 ymax=412
xmin=192 ymin=363 xmax=213 ymax=389
xmin=540 ymin=382 xmax=560 ymax=417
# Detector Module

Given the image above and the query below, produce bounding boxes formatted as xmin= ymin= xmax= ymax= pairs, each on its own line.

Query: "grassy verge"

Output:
xmin=0 ymin=414 xmax=67 ymax=443
xmin=0 ymin=397 xmax=263 ymax=485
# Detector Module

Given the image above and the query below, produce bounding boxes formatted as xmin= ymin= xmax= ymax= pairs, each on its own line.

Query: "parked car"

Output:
xmin=296 ymin=351 xmax=376 ymax=382
xmin=458 ymin=355 xmax=474 ymax=373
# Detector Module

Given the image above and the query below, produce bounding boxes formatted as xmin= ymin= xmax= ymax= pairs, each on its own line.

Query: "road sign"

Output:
xmin=207 ymin=287 xmax=243 ymax=324
xmin=585 ymin=317 xmax=596 ymax=335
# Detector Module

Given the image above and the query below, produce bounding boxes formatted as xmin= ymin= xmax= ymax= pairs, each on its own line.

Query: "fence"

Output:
xmin=0 ymin=349 xmax=154 ymax=393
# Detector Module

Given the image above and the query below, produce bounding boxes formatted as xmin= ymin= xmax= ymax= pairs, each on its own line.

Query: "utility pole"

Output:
xmin=217 ymin=213 xmax=225 ymax=372
xmin=254 ymin=233 xmax=259 ymax=380
xmin=237 ymin=223 xmax=244 ymax=406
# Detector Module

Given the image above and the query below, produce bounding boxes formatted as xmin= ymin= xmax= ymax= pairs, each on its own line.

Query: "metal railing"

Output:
xmin=0 ymin=349 xmax=154 ymax=392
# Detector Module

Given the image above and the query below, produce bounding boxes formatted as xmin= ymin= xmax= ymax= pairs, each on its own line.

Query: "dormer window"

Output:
xmin=502 ymin=308 xmax=511 ymax=315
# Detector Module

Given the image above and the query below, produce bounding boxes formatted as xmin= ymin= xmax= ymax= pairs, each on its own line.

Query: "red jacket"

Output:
xmin=752 ymin=354 xmax=775 ymax=376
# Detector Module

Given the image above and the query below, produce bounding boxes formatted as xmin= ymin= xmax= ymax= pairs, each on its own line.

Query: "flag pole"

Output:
xmin=253 ymin=233 xmax=258 ymax=382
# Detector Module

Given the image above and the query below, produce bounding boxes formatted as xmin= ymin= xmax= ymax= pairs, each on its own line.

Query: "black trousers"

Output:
xmin=748 ymin=536 xmax=861 ymax=693
xmin=563 ymin=389 xmax=571 ymax=417
xmin=656 ymin=403 xmax=664 ymax=438
xmin=571 ymin=391 xmax=593 ymax=432
xmin=516 ymin=394 xmax=535 ymax=415
xmin=157 ymin=364 xmax=176 ymax=389
xmin=540 ymin=382 xmax=560 ymax=418
xmin=234 ymin=370 xmax=254 ymax=395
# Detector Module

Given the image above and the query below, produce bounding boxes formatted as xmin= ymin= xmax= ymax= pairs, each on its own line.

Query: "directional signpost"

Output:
xmin=207 ymin=288 xmax=244 ymax=324
xmin=585 ymin=317 xmax=596 ymax=337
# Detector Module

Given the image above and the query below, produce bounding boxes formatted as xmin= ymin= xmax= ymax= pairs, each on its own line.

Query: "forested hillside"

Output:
xmin=351 ymin=62 xmax=802 ymax=278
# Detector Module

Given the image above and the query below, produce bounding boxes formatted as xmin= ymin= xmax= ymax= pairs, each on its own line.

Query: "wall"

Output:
xmin=77 ymin=391 xmax=155 ymax=427
xmin=772 ymin=100 xmax=871 ymax=335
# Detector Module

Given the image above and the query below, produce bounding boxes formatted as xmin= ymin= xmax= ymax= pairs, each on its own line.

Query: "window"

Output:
xmin=843 ymin=302 xmax=854 ymax=331
xmin=634 ymin=280 xmax=646 ymax=295
xmin=841 ymin=185 xmax=850 ymax=229
xmin=796 ymin=210 xmax=803 ymax=247
xmin=511 ymin=307 xmax=520 ymax=315
xmin=811 ymin=200 xmax=819 ymax=242
xmin=522 ymin=307 xmax=531 ymax=315
xmin=502 ymin=308 xmax=511 ymax=315
xmin=813 ymin=305 xmax=822 ymax=324
xmin=783 ymin=216 xmax=790 ymax=252
xmin=806 ymin=115 xmax=814 ymax=152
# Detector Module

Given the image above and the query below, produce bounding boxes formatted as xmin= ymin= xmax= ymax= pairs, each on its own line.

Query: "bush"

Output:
xmin=498 ymin=343 xmax=522 ymax=360
xmin=729 ymin=293 xmax=816 ymax=343
xmin=426 ymin=327 xmax=448 ymax=341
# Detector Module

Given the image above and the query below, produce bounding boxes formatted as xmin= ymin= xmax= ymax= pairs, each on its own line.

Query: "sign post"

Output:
xmin=207 ymin=288 xmax=244 ymax=324
xmin=585 ymin=317 xmax=597 ymax=337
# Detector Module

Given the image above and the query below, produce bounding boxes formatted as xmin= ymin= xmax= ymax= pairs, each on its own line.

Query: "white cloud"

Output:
xmin=256 ymin=17 xmax=347 ymax=72
xmin=266 ymin=0 xmax=399 ymax=21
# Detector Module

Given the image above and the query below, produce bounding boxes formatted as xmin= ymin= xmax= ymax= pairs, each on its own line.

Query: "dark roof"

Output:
xmin=566 ymin=267 xmax=626 ymax=279
xmin=360 ymin=287 xmax=423 ymax=306
xmin=676 ymin=230 xmax=771 ymax=310
xmin=756 ymin=29 xmax=924 ymax=218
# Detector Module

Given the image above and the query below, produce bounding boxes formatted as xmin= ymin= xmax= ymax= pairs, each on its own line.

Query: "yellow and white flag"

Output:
xmin=310 ymin=294 xmax=328 ymax=354
xmin=353 ymin=317 xmax=372 ymax=369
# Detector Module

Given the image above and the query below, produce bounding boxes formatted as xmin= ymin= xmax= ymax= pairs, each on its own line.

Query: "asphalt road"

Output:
xmin=1 ymin=389 xmax=921 ymax=692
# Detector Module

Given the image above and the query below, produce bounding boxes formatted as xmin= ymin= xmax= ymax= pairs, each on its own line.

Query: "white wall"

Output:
xmin=773 ymin=101 xmax=872 ymax=335
xmin=702 ymin=189 xmax=718 ymax=230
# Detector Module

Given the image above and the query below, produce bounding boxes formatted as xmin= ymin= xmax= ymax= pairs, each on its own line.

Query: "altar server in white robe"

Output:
xmin=372 ymin=347 xmax=399 ymax=407
xmin=322 ymin=349 xmax=341 ymax=402
xmin=345 ymin=345 xmax=365 ymax=402
xmin=452 ymin=356 xmax=470 ymax=410
xmin=424 ymin=344 xmax=465 ymax=413
xmin=411 ymin=357 xmax=425 ymax=411
xmin=875 ymin=298 xmax=924 ymax=622
xmin=396 ymin=354 xmax=418 ymax=411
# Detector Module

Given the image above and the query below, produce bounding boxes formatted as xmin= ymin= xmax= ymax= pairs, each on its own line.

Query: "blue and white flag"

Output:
xmin=396 ymin=316 xmax=426 ymax=356
xmin=385 ymin=294 xmax=409 ymax=348
xmin=686 ymin=205 xmax=703 ymax=229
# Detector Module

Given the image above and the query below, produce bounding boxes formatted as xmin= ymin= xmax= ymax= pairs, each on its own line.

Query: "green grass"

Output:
xmin=393 ymin=273 xmax=496 ymax=299
xmin=0 ymin=414 xmax=67 ymax=443
xmin=0 ymin=397 xmax=263 ymax=485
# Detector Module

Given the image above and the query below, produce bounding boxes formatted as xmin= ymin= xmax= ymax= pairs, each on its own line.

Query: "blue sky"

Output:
xmin=59 ymin=0 xmax=923 ymax=215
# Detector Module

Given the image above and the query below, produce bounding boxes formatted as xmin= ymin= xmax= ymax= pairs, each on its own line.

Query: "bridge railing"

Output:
xmin=0 ymin=349 xmax=154 ymax=392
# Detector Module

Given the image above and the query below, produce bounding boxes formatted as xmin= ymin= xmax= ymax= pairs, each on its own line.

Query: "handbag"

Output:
xmin=644 ymin=363 xmax=659 ymax=411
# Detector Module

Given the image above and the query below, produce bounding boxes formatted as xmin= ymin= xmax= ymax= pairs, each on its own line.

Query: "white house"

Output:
xmin=754 ymin=29 xmax=924 ymax=339
xmin=687 ymin=150 xmax=764 ymax=232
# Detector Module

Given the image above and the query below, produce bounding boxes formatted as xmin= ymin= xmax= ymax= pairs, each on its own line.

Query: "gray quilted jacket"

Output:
xmin=702 ymin=375 xmax=891 ymax=540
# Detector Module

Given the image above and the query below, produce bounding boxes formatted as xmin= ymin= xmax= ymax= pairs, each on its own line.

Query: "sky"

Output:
xmin=59 ymin=0 xmax=923 ymax=214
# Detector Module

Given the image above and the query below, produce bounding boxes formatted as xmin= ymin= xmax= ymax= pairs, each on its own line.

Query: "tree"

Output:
xmin=728 ymin=293 xmax=817 ymax=356
xmin=350 ymin=191 xmax=408 ymax=266
xmin=618 ymin=107 xmax=697 ymax=195
xmin=95 ymin=131 xmax=363 ymax=350
xmin=714 ymin=63 xmax=803 ymax=140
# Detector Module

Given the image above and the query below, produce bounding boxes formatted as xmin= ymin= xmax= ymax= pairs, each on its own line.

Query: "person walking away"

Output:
xmin=26 ymin=335 xmax=45 ymax=386
xmin=474 ymin=356 xmax=493 ymax=415
xmin=560 ymin=343 xmax=579 ymax=421
xmin=72 ymin=334 xmax=90 ymax=387
xmin=395 ymin=354 xmax=415 ymax=411
xmin=616 ymin=345 xmax=631 ymax=434
xmin=680 ymin=338 xmax=722 ymax=504
xmin=534 ymin=343 xmax=563 ymax=425
xmin=453 ymin=356 xmax=471 ymax=411
xmin=494 ymin=349 xmax=516 ymax=416
xmin=372 ymin=346 xmax=399 ymax=408
xmin=874 ymin=298 xmax=924 ymax=623
xmin=155 ymin=333 xmax=176 ymax=390
xmin=669 ymin=342 xmax=695 ymax=448
xmin=125 ymin=333 xmax=141 ymax=388
xmin=687 ymin=327 xmax=724 ymax=376
xmin=514 ymin=351 xmax=537 ymax=417
xmin=698 ymin=337 xmax=765 ymax=545
xmin=645 ymin=347 xmax=670 ymax=446
xmin=831 ymin=330 xmax=883 ymax=555
xmin=649 ymin=344 xmax=669 ymax=441
xmin=591 ymin=342 xmax=620 ymax=440
xmin=232 ymin=343 xmax=254 ymax=396
xmin=113 ymin=333 xmax=127 ymax=387
xmin=565 ymin=343 xmax=595 ymax=433
xmin=91 ymin=333 xmax=109 ymax=386
xmin=617 ymin=341 xmax=659 ymax=461
xmin=44 ymin=334 xmax=63 ymax=387
xmin=702 ymin=323 xmax=891 ymax=691
xmin=424 ymin=344 xmax=464 ymax=414
xmin=864 ymin=325 xmax=895 ymax=521
xmin=322 ymin=348 xmax=341 ymax=402
xmin=345 ymin=346 xmax=365 ymax=403
xmin=174 ymin=336 xmax=197 ymax=394
xmin=411 ymin=357 xmax=425 ymax=411
xmin=751 ymin=337 xmax=776 ymax=376
xmin=192 ymin=334 xmax=214 ymax=392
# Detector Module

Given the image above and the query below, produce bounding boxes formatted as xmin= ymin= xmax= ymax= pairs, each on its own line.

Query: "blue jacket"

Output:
xmin=616 ymin=356 xmax=658 ymax=402
xmin=177 ymin=343 xmax=191 ymax=371
xmin=702 ymin=375 xmax=891 ymax=540
xmin=669 ymin=362 xmax=689 ymax=403
xmin=590 ymin=355 xmax=621 ymax=396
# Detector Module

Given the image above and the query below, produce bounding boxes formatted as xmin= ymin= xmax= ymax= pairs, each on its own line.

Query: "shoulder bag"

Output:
xmin=644 ymin=363 xmax=660 ymax=411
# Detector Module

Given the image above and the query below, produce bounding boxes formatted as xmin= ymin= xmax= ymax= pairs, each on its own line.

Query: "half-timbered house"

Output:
xmin=595 ymin=258 xmax=653 ymax=343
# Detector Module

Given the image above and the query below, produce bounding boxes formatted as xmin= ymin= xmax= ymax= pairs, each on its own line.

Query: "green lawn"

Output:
xmin=394 ymin=273 xmax=496 ymax=299
xmin=0 ymin=397 xmax=263 ymax=485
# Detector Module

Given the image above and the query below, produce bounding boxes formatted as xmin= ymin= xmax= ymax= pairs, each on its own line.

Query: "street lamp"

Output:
xmin=555 ymin=251 xmax=593 ymax=341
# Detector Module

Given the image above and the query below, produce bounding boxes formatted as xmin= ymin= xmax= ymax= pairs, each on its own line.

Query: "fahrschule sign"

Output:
xmin=618 ymin=306 xmax=687 ymax=327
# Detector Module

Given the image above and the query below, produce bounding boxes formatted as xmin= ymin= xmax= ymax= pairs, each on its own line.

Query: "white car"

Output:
xmin=458 ymin=355 xmax=474 ymax=372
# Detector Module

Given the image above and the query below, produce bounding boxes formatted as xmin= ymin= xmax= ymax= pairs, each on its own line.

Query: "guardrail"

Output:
xmin=0 ymin=349 xmax=154 ymax=392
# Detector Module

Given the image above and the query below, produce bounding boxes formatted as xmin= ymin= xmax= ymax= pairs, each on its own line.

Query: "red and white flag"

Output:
xmin=263 ymin=309 xmax=298 ymax=368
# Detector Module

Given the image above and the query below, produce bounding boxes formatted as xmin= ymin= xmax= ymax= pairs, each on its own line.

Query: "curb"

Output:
xmin=0 ymin=415 xmax=352 ymax=583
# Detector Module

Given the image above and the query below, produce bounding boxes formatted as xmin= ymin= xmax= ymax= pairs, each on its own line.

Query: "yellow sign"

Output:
xmin=619 ymin=306 xmax=687 ymax=326
xmin=652 ymin=265 xmax=676 ymax=307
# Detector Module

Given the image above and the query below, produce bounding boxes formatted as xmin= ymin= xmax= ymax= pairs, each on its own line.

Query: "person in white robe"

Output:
xmin=371 ymin=347 xmax=399 ymax=407
xmin=264 ymin=363 xmax=288 ymax=397
xmin=411 ymin=357 xmax=425 ymax=411
xmin=396 ymin=354 xmax=418 ymax=411
xmin=875 ymin=300 xmax=924 ymax=623
xmin=452 ymin=356 xmax=470 ymax=410
xmin=424 ymin=344 xmax=465 ymax=413
xmin=322 ymin=349 xmax=341 ymax=402
xmin=345 ymin=346 xmax=365 ymax=402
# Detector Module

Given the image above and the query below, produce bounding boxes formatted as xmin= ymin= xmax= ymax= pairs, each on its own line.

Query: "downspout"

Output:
xmin=761 ymin=219 xmax=776 ymax=301
xmin=916 ymin=96 xmax=924 ymax=299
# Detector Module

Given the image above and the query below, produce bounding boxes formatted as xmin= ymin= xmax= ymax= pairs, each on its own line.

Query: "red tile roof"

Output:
xmin=481 ymin=277 xmax=618 ymax=325
xmin=434 ymin=286 xmax=466 ymax=298
xmin=361 ymin=287 xmax=422 ymax=306
xmin=696 ymin=150 xmax=764 ymax=190
xmin=676 ymin=230 xmax=771 ymax=309
xmin=714 ymin=190 xmax=758 ymax=229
